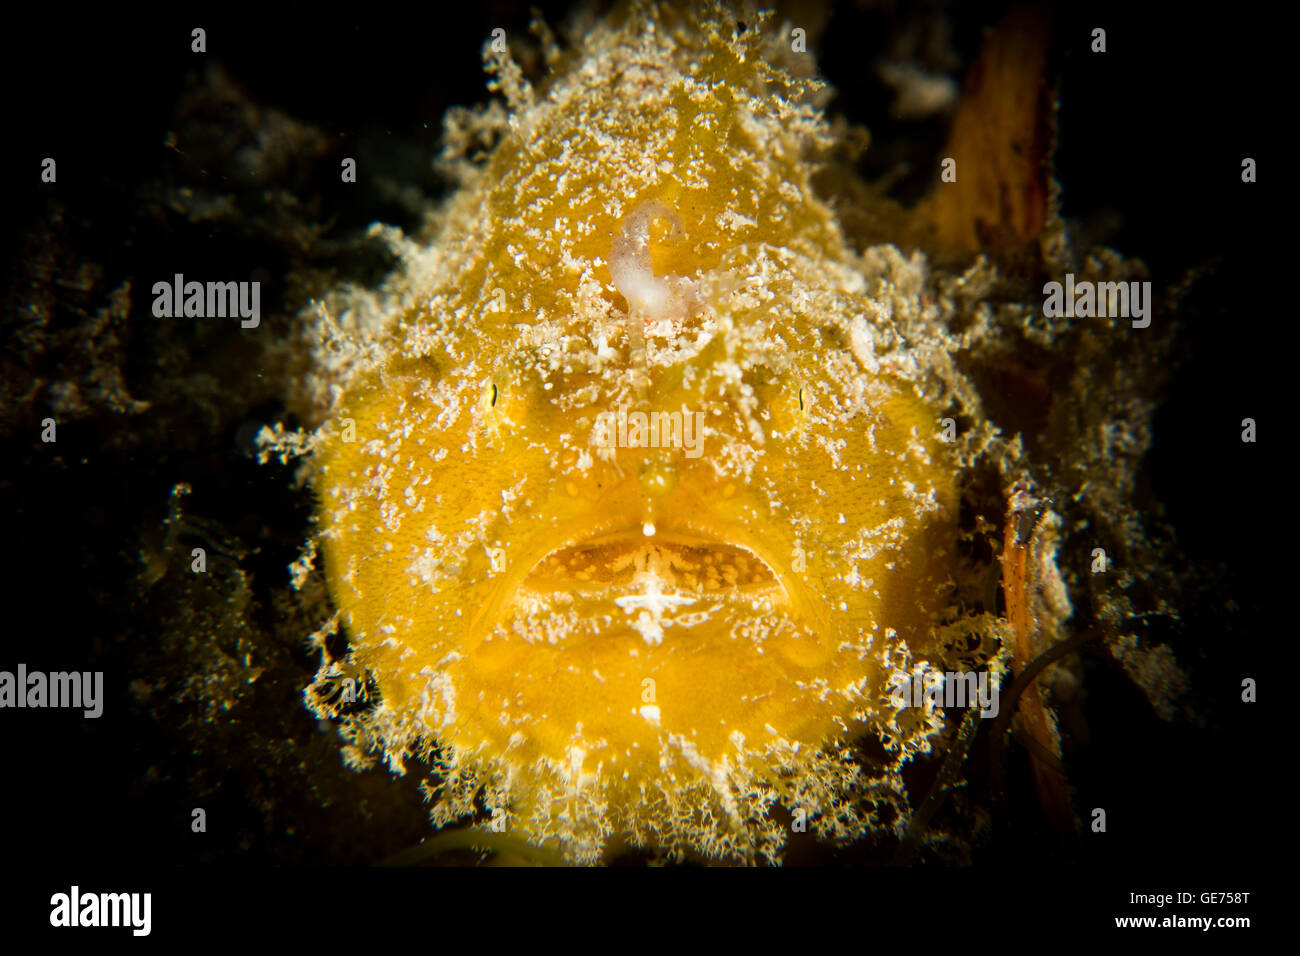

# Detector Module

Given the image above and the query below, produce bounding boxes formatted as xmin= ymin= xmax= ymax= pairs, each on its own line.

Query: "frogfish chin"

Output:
xmin=305 ymin=2 xmax=965 ymax=863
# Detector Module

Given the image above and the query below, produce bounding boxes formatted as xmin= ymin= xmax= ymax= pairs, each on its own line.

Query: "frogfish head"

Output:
xmin=309 ymin=2 xmax=961 ymax=862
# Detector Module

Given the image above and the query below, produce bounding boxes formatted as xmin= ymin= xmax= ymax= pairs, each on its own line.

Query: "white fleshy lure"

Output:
xmin=609 ymin=201 xmax=701 ymax=364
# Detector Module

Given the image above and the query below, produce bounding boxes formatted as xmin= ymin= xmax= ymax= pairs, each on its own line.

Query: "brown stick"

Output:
xmin=999 ymin=490 xmax=1076 ymax=832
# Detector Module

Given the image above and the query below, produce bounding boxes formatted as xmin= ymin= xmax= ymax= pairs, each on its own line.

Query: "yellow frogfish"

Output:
xmin=302 ymin=1 xmax=966 ymax=863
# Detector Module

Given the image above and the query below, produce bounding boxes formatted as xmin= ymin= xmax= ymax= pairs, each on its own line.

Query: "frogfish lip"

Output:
xmin=518 ymin=526 xmax=788 ymax=605
xmin=463 ymin=509 xmax=822 ymax=653
xmin=492 ymin=521 xmax=806 ymax=652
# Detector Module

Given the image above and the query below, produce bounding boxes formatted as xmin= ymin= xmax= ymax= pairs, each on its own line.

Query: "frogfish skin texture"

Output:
xmin=310 ymin=2 xmax=962 ymax=863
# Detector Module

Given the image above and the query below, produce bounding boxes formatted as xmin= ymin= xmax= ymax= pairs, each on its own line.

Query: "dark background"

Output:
xmin=0 ymin=0 xmax=1281 ymax=927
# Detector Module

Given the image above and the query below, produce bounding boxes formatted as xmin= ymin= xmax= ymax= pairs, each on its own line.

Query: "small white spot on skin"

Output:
xmin=615 ymin=569 xmax=695 ymax=646
xmin=848 ymin=316 xmax=880 ymax=373
xmin=643 ymin=522 xmax=656 ymax=537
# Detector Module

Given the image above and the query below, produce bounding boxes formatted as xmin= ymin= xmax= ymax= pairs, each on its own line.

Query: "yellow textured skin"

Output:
xmin=312 ymin=3 xmax=959 ymax=862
